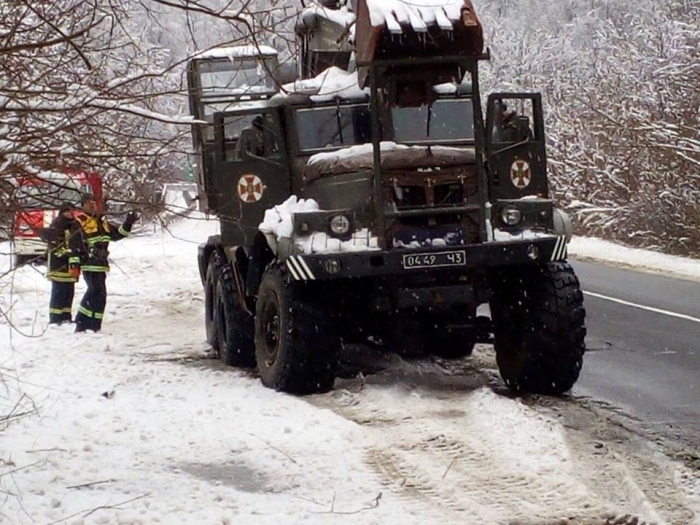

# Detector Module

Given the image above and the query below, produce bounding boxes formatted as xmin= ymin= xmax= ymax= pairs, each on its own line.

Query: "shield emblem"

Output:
xmin=510 ymin=160 xmax=531 ymax=189
xmin=237 ymin=175 xmax=264 ymax=203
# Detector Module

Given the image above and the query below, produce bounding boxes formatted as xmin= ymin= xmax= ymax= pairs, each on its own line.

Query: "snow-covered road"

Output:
xmin=1 ymin=216 xmax=698 ymax=524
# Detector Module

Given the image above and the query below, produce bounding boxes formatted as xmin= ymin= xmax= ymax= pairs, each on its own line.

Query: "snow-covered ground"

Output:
xmin=569 ymin=237 xmax=700 ymax=283
xmin=1 ymin=217 xmax=699 ymax=524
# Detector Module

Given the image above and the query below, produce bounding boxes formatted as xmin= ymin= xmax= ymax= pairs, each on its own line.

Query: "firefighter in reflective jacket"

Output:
xmin=41 ymin=203 xmax=85 ymax=324
xmin=73 ymin=194 xmax=139 ymax=333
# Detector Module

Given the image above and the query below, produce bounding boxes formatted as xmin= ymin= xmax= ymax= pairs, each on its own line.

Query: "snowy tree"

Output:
xmin=0 ymin=0 xmax=300 ymax=241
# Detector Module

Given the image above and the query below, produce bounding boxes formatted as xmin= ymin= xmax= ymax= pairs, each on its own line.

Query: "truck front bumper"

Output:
xmin=284 ymin=235 xmax=568 ymax=281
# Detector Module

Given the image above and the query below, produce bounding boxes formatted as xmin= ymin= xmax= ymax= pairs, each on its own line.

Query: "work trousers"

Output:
xmin=49 ymin=281 xmax=75 ymax=324
xmin=75 ymin=272 xmax=107 ymax=332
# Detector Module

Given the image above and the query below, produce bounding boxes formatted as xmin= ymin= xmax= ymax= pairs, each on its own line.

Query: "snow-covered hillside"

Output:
xmin=1 ymin=216 xmax=699 ymax=524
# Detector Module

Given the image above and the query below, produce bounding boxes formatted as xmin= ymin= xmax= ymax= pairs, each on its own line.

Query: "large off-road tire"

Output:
xmin=254 ymin=265 xmax=339 ymax=395
xmin=204 ymin=252 xmax=223 ymax=350
xmin=490 ymin=261 xmax=586 ymax=395
xmin=215 ymin=257 xmax=256 ymax=367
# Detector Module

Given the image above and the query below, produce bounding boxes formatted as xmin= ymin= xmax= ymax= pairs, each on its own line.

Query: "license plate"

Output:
xmin=402 ymin=250 xmax=466 ymax=269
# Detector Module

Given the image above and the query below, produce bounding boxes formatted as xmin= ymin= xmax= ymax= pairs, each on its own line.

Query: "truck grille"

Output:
xmin=386 ymin=167 xmax=478 ymax=210
xmin=384 ymin=168 xmax=481 ymax=245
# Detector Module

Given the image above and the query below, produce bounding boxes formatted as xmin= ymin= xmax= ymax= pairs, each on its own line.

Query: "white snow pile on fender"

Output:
xmin=259 ymin=195 xmax=380 ymax=255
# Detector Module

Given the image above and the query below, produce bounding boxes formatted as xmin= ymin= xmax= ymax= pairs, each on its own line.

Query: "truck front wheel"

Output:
xmin=490 ymin=262 xmax=586 ymax=395
xmin=254 ymin=265 xmax=338 ymax=394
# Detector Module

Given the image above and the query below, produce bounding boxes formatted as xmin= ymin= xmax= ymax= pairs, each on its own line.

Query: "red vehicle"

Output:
xmin=12 ymin=170 xmax=102 ymax=266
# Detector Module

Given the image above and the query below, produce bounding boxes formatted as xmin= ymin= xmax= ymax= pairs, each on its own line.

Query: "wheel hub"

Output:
xmin=262 ymin=300 xmax=280 ymax=366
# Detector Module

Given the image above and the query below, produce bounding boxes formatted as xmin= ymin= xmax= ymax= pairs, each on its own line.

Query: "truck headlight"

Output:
xmin=500 ymin=206 xmax=522 ymax=226
xmin=297 ymin=221 xmax=311 ymax=235
xmin=329 ymin=215 xmax=350 ymax=236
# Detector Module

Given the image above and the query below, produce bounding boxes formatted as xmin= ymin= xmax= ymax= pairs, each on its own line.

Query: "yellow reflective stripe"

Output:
xmin=78 ymin=306 xmax=104 ymax=319
xmin=49 ymin=276 xmax=76 ymax=282
xmin=87 ymin=236 xmax=111 ymax=244
xmin=118 ymin=226 xmax=130 ymax=237
xmin=78 ymin=306 xmax=94 ymax=318
xmin=81 ymin=266 xmax=109 ymax=272
xmin=48 ymin=270 xmax=71 ymax=277
xmin=50 ymin=308 xmax=72 ymax=314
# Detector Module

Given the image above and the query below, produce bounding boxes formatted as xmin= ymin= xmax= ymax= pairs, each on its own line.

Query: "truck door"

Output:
xmin=212 ymin=110 xmax=291 ymax=247
xmin=485 ymin=93 xmax=549 ymax=200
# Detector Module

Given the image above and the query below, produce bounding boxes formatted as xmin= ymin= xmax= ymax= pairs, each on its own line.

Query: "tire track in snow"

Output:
xmin=309 ymin=351 xmax=687 ymax=525
xmin=524 ymin=395 xmax=700 ymax=525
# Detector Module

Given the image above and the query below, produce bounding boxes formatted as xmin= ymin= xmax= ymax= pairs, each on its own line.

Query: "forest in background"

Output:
xmin=1 ymin=0 xmax=698 ymax=255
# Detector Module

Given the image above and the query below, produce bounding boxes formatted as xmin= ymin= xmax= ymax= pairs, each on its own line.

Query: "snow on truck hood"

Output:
xmin=304 ymin=142 xmax=477 ymax=180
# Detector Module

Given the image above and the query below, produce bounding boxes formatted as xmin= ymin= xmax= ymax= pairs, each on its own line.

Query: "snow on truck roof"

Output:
xmin=274 ymin=66 xmax=468 ymax=104
xmin=298 ymin=4 xmax=356 ymax=29
xmin=365 ymin=0 xmax=469 ymax=32
xmin=274 ymin=67 xmax=369 ymax=103
xmin=301 ymin=1 xmax=471 ymax=34
xmin=192 ymin=45 xmax=278 ymax=61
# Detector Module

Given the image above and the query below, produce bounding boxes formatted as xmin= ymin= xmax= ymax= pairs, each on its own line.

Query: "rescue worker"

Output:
xmin=41 ymin=203 xmax=84 ymax=325
xmin=498 ymin=102 xmax=534 ymax=143
xmin=73 ymin=194 xmax=139 ymax=333
xmin=238 ymin=115 xmax=265 ymax=157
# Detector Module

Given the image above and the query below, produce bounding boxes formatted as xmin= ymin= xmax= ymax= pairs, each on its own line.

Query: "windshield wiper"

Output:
xmin=336 ymin=102 xmax=344 ymax=144
xmin=426 ymin=101 xmax=433 ymax=139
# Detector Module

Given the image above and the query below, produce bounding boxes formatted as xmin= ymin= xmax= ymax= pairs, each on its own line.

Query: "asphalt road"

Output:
xmin=571 ymin=259 xmax=700 ymax=439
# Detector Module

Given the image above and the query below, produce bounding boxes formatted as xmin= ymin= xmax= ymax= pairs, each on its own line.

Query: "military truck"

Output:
xmin=187 ymin=0 xmax=585 ymax=395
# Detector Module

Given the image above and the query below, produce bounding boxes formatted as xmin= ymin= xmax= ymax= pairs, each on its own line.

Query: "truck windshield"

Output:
xmin=197 ymin=58 xmax=276 ymax=98
xmin=296 ymin=104 xmax=372 ymax=151
xmin=392 ymin=98 xmax=475 ymax=144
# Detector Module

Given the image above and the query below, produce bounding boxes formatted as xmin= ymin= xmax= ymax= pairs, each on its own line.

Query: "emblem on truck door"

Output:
xmin=237 ymin=175 xmax=264 ymax=202
xmin=510 ymin=160 xmax=531 ymax=189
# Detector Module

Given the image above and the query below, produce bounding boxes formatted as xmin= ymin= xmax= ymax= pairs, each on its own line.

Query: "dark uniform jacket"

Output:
xmin=42 ymin=214 xmax=85 ymax=283
xmin=74 ymin=212 xmax=132 ymax=272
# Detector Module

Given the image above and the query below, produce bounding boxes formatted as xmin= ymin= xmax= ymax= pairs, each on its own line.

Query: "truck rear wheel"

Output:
xmin=215 ymin=257 xmax=256 ymax=367
xmin=254 ymin=265 xmax=338 ymax=394
xmin=204 ymin=253 xmax=222 ymax=350
xmin=490 ymin=262 xmax=585 ymax=395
